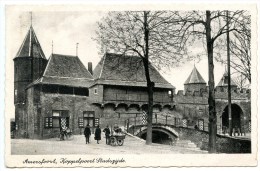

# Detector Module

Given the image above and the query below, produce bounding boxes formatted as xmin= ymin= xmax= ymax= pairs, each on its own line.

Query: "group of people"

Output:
xmin=83 ymin=124 xmax=122 ymax=145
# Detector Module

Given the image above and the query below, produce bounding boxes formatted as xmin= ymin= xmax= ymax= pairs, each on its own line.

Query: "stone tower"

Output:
xmin=184 ymin=65 xmax=207 ymax=94
xmin=215 ymin=70 xmax=238 ymax=92
xmin=13 ymin=26 xmax=47 ymax=137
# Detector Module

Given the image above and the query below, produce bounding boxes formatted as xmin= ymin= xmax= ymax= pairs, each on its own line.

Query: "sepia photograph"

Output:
xmin=2 ymin=1 xmax=258 ymax=168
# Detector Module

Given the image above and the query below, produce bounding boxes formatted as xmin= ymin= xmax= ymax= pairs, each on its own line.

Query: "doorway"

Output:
xmin=221 ymin=104 xmax=243 ymax=133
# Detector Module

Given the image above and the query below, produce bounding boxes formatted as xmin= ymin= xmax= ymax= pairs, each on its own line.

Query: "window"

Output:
xmin=44 ymin=117 xmax=53 ymax=128
xmin=83 ymin=111 xmax=95 ymax=127
xmin=14 ymin=89 xmax=17 ymax=96
xmin=78 ymin=118 xmax=84 ymax=128
xmin=51 ymin=110 xmax=69 ymax=128
xmin=175 ymin=117 xmax=181 ymax=126
xmin=198 ymin=119 xmax=204 ymax=130
xmin=249 ymin=120 xmax=251 ymax=132
xmin=42 ymin=85 xmax=58 ymax=94
xmin=94 ymin=88 xmax=98 ymax=94
xmin=94 ymin=118 xmax=100 ymax=127
xmin=74 ymin=87 xmax=89 ymax=96
xmin=182 ymin=118 xmax=188 ymax=127
xmin=59 ymin=86 xmax=73 ymax=94
xmin=224 ymin=77 xmax=228 ymax=84
xmin=168 ymin=90 xmax=172 ymax=97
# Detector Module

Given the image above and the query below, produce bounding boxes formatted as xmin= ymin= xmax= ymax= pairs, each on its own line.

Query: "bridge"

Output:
xmin=125 ymin=123 xmax=251 ymax=153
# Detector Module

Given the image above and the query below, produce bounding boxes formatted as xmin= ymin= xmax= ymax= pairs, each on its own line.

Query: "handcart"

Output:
xmin=109 ymin=134 xmax=126 ymax=146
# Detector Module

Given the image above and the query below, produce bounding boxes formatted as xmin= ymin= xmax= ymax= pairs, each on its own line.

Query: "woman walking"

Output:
xmin=94 ymin=125 xmax=101 ymax=144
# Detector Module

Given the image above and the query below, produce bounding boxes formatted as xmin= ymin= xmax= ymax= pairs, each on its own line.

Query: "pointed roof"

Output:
xmin=93 ymin=53 xmax=174 ymax=89
xmin=184 ymin=66 xmax=206 ymax=84
xmin=28 ymin=54 xmax=94 ymax=88
xmin=15 ymin=26 xmax=46 ymax=59
xmin=217 ymin=71 xmax=237 ymax=87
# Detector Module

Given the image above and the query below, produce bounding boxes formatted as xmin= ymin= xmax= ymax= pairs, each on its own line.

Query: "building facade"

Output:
xmin=13 ymin=26 xmax=251 ymax=139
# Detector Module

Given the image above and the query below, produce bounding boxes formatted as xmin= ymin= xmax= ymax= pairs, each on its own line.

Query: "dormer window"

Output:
xmin=224 ymin=77 xmax=228 ymax=84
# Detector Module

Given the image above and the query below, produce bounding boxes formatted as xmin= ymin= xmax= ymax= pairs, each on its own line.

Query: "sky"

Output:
xmin=5 ymin=8 xmax=229 ymax=118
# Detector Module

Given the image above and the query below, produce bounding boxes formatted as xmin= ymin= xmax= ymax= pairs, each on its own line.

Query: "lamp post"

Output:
xmin=243 ymin=116 xmax=246 ymax=136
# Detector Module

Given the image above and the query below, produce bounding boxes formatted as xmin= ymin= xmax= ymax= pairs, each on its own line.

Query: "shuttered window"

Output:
xmin=44 ymin=117 xmax=53 ymax=128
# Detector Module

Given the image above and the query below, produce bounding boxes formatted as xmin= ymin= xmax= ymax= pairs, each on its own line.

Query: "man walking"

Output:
xmin=103 ymin=125 xmax=111 ymax=145
xmin=84 ymin=124 xmax=91 ymax=144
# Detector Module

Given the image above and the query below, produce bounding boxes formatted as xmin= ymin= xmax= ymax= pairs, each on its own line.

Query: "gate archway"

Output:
xmin=221 ymin=104 xmax=243 ymax=132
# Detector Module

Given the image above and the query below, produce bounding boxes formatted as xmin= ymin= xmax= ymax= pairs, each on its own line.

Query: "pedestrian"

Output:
xmin=103 ymin=125 xmax=111 ymax=145
xmin=84 ymin=124 xmax=91 ymax=144
xmin=194 ymin=125 xmax=198 ymax=130
xmin=94 ymin=125 xmax=101 ymax=144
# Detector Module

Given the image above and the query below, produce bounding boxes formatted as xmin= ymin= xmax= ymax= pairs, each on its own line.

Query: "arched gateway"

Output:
xmin=221 ymin=104 xmax=244 ymax=134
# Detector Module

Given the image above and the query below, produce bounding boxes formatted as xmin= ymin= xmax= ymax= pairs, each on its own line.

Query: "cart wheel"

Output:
xmin=67 ymin=133 xmax=74 ymax=140
xmin=117 ymin=139 xmax=124 ymax=146
xmin=110 ymin=137 xmax=117 ymax=146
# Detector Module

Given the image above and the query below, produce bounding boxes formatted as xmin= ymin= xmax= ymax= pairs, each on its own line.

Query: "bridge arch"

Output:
xmin=135 ymin=125 xmax=179 ymax=143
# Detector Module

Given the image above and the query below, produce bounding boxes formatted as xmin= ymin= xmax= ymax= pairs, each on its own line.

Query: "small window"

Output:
xmin=182 ymin=118 xmax=188 ymax=127
xmin=94 ymin=118 xmax=100 ymax=127
xmin=94 ymin=88 xmax=98 ymax=94
xmin=78 ymin=118 xmax=84 ymax=128
xmin=44 ymin=117 xmax=53 ymax=128
xmin=198 ymin=119 xmax=204 ymax=130
xmin=168 ymin=90 xmax=172 ymax=97
xmin=14 ymin=89 xmax=17 ymax=96
xmin=52 ymin=111 xmax=60 ymax=117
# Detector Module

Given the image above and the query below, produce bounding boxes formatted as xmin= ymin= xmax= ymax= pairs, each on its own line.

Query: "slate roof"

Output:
xmin=184 ymin=66 xmax=206 ymax=84
xmin=93 ymin=53 xmax=174 ymax=89
xmin=217 ymin=71 xmax=237 ymax=87
xmin=15 ymin=26 xmax=46 ymax=59
xmin=28 ymin=54 xmax=94 ymax=88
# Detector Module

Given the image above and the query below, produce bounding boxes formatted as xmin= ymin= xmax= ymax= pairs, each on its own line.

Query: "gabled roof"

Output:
xmin=15 ymin=26 xmax=46 ymax=59
xmin=184 ymin=66 xmax=206 ymax=84
xmin=93 ymin=53 xmax=174 ymax=89
xmin=217 ymin=71 xmax=237 ymax=87
xmin=28 ymin=54 xmax=94 ymax=88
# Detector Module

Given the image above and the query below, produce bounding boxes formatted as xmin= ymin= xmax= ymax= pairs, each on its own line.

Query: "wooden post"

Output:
xmin=226 ymin=10 xmax=232 ymax=136
xmin=127 ymin=119 xmax=129 ymax=133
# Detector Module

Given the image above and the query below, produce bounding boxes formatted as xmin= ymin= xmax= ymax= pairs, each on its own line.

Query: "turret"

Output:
xmin=184 ymin=65 xmax=206 ymax=94
xmin=14 ymin=26 xmax=47 ymax=104
xmin=215 ymin=70 xmax=237 ymax=92
xmin=14 ymin=26 xmax=47 ymax=137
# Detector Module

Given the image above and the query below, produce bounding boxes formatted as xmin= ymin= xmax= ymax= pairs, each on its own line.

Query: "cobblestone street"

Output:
xmin=11 ymin=133 xmax=207 ymax=155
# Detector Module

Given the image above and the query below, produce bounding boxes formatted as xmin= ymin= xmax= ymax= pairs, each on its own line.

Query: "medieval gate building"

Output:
xmin=13 ymin=25 xmax=251 ymax=139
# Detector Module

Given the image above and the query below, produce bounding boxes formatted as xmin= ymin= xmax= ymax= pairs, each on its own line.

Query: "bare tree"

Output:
xmin=94 ymin=11 xmax=185 ymax=145
xmin=215 ymin=14 xmax=251 ymax=83
xmin=169 ymin=10 xmax=246 ymax=153
xmin=233 ymin=74 xmax=249 ymax=89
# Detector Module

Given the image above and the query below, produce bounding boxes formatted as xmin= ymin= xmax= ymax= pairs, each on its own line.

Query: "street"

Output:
xmin=11 ymin=133 xmax=207 ymax=155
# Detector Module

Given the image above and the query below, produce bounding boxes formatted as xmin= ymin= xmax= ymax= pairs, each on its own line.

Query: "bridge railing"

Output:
xmin=124 ymin=114 xmax=184 ymax=135
xmin=124 ymin=113 xmax=249 ymax=138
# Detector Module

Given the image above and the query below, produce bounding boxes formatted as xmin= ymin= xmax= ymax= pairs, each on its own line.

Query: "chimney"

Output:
xmin=88 ymin=62 xmax=93 ymax=75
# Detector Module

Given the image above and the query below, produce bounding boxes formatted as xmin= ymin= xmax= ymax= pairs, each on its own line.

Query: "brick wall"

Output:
xmin=174 ymin=126 xmax=251 ymax=153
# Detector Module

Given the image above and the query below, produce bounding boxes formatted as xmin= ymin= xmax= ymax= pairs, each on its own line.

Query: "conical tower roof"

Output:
xmin=217 ymin=70 xmax=237 ymax=87
xmin=15 ymin=26 xmax=46 ymax=59
xmin=184 ymin=66 xmax=206 ymax=84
